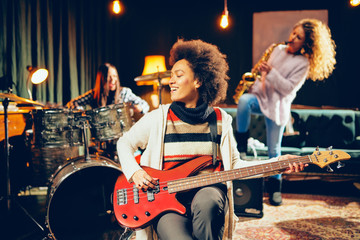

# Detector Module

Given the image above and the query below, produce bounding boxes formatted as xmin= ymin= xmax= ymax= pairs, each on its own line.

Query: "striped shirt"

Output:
xmin=163 ymin=107 xmax=223 ymax=172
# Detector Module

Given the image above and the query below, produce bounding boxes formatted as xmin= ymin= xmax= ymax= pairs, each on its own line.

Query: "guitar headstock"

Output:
xmin=310 ymin=149 xmax=351 ymax=169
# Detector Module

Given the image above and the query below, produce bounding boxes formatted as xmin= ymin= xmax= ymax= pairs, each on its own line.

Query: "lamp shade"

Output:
xmin=31 ymin=69 xmax=48 ymax=84
xmin=27 ymin=66 xmax=48 ymax=84
xmin=142 ymin=55 xmax=167 ymax=75
xmin=26 ymin=66 xmax=48 ymax=100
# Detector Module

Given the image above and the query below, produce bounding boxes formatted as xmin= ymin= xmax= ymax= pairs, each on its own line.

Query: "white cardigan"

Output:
xmin=117 ymin=104 xmax=279 ymax=239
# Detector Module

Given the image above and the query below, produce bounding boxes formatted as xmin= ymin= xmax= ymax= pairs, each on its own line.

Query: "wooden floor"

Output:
xmin=1 ymin=179 xmax=359 ymax=240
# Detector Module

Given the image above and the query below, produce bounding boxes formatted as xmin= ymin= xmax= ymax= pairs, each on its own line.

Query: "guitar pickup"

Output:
xmin=133 ymin=185 xmax=139 ymax=204
xmin=117 ymin=188 xmax=127 ymax=205
xmin=147 ymin=184 xmax=160 ymax=202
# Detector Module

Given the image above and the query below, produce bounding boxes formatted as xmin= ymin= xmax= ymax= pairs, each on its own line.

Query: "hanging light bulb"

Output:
xmin=220 ymin=0 xmax=229 ymax=29
xmin=220 ymin=11 xmax=229 ymax=29
xmin=350 ymin=0 xmax=360 ymax=7
xmin=113 ymin=0 xmax=121 ymax=14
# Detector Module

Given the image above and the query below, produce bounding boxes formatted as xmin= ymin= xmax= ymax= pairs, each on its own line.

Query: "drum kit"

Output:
xmin=1 ymin=71 xmax=166 ymax=239
xmin=1 ymin=92 xmax=134 ymax=239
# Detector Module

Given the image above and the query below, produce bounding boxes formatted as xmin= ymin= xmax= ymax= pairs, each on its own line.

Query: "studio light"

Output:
xmin=26 ymin=66 xmax=48 ymax=100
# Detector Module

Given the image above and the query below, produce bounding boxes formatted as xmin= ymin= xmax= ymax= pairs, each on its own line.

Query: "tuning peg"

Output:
xmin=316 ymin=146 xmax=321 ymax=155
xmin=327 ymin=146 xmax=333 ymax=155
xmin=337 ymin=161 xmax=345 ymax=169
xmin=326 ymin=165 xmax=334 ymax=172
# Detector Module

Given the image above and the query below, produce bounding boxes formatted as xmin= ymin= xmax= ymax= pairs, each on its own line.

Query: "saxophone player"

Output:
xmin=235 ymin=19 xmax=336 ymax=206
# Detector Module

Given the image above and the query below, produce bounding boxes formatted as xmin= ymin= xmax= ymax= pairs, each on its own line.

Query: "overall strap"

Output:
xmin=208 ymin=109 xmax=218 ymax=165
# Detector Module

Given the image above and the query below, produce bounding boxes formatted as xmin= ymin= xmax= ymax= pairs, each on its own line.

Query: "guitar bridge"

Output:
xmin=117 ymin=188 xmax=127 ymax=205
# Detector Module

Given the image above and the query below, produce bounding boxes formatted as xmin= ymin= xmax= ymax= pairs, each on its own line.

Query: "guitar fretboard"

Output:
xmin=167 ymin=155 xmax=313 ymax=193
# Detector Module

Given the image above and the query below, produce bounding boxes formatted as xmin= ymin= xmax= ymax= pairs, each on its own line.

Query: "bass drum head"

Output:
xmin=46 ymin=155 xmax=128 ymax=240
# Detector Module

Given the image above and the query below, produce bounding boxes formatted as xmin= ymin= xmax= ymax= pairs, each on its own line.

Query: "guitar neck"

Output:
xmin=167 ymin=155 xmax=313 ymax=193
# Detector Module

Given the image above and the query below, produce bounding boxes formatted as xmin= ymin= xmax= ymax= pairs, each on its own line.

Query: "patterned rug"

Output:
xmin=126 ymin=194 xmax=360 ymax=240
xmin=233 ymin=194 xmax=360 ymax=240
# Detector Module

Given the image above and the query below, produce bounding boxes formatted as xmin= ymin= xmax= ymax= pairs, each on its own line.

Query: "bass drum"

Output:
xmin=45 ymin=155 xmax=133 ymax=240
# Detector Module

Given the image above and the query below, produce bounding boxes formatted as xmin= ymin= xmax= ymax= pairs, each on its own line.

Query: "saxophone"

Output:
xmin=233 ymin=42 xmax=285 ymax=104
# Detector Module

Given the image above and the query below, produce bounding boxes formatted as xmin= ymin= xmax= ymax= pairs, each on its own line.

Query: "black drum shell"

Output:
xmin=45 ymin=155 xmax=127 ymax=240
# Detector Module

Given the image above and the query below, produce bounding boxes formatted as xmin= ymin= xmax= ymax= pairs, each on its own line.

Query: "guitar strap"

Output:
xmin=208 ymin=108 xmax=218 ymax=166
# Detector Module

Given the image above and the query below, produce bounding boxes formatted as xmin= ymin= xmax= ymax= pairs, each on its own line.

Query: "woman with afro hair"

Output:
xmin=117 ymin=39 xmax=305 ymax=239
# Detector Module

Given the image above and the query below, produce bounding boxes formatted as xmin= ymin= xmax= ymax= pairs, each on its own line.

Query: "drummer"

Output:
xmin=65 ymin=62 xmax=150 ymax=114
xmin=65 ymin=63 xmax=149 ymax=161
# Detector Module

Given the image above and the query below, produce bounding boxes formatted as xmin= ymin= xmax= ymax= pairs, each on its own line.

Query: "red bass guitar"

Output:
xmin=113 ymin=149 xmax=350 ymax=230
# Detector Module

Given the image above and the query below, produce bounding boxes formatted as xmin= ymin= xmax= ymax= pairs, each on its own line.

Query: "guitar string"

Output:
xmin=115 ymin=155 xmax=314 ymax=202
xmin=116 ymin=156 xmax=311 ymax=201
xmin=169 ymin=156 xmax=310 ymax=186
xmin=115 ymin=152 xmax=345 ymax=205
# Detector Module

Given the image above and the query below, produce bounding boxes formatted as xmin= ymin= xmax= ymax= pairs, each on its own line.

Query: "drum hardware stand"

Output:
xmin=77 ymin=115 xmax=92 ymax=162
xmin=74 ymin=116 xmax=133 ymax=240
xmin=0 ymin=92 xmax=45 ymax=233
xmin=118 ymin=227 xmax=134 ymax=240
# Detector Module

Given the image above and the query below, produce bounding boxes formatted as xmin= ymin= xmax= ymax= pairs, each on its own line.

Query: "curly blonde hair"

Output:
xmin=296 ymin=19 xmax=336 ymax=81
xmin=169 ymin=39 xmax=229 ymax=106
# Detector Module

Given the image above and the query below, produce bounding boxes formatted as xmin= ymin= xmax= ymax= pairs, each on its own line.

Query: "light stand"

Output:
xmin=157 ymin=71 xmax=163 ymax=105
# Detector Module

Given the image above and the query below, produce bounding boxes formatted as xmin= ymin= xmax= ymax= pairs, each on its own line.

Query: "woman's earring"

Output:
xmin=300 ymin=48 xmax=305 ymax=55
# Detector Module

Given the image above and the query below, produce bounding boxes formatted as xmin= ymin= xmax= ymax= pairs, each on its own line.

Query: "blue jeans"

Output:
xmin=236 ymin=93 xmax=285 ymax=180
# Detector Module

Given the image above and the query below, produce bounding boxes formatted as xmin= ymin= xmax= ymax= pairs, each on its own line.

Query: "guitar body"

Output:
xmin=113 ymin=156 xmax=213 ymax=230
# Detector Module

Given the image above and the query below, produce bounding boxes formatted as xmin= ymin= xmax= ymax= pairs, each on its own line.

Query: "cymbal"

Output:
xmin=0 ymin=92 xmax=44 ymax=107
xmin=134 ymin=70 xmax=171 ymax=85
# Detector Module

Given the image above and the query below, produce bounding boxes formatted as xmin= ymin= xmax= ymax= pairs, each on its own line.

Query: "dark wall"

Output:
xmin=93 ymin=0 xmax=360 ymax=109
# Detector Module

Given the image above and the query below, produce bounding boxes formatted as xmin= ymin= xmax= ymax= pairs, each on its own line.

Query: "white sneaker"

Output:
xmin=248 ymin=137 xmax=265 ymax=148
xmin=247 ymin=137 xmax=265 ymax=159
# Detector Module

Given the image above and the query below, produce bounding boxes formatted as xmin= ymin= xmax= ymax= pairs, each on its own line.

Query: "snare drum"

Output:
xmin=86 ymin=103 xmax=133 ymax=142
xmin=45 ymin=155 xmax=132 ymax=240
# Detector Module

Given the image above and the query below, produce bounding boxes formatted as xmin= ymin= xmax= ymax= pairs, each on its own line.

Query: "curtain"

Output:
xmin=0 ymin=0 xmax=104 ymax=106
